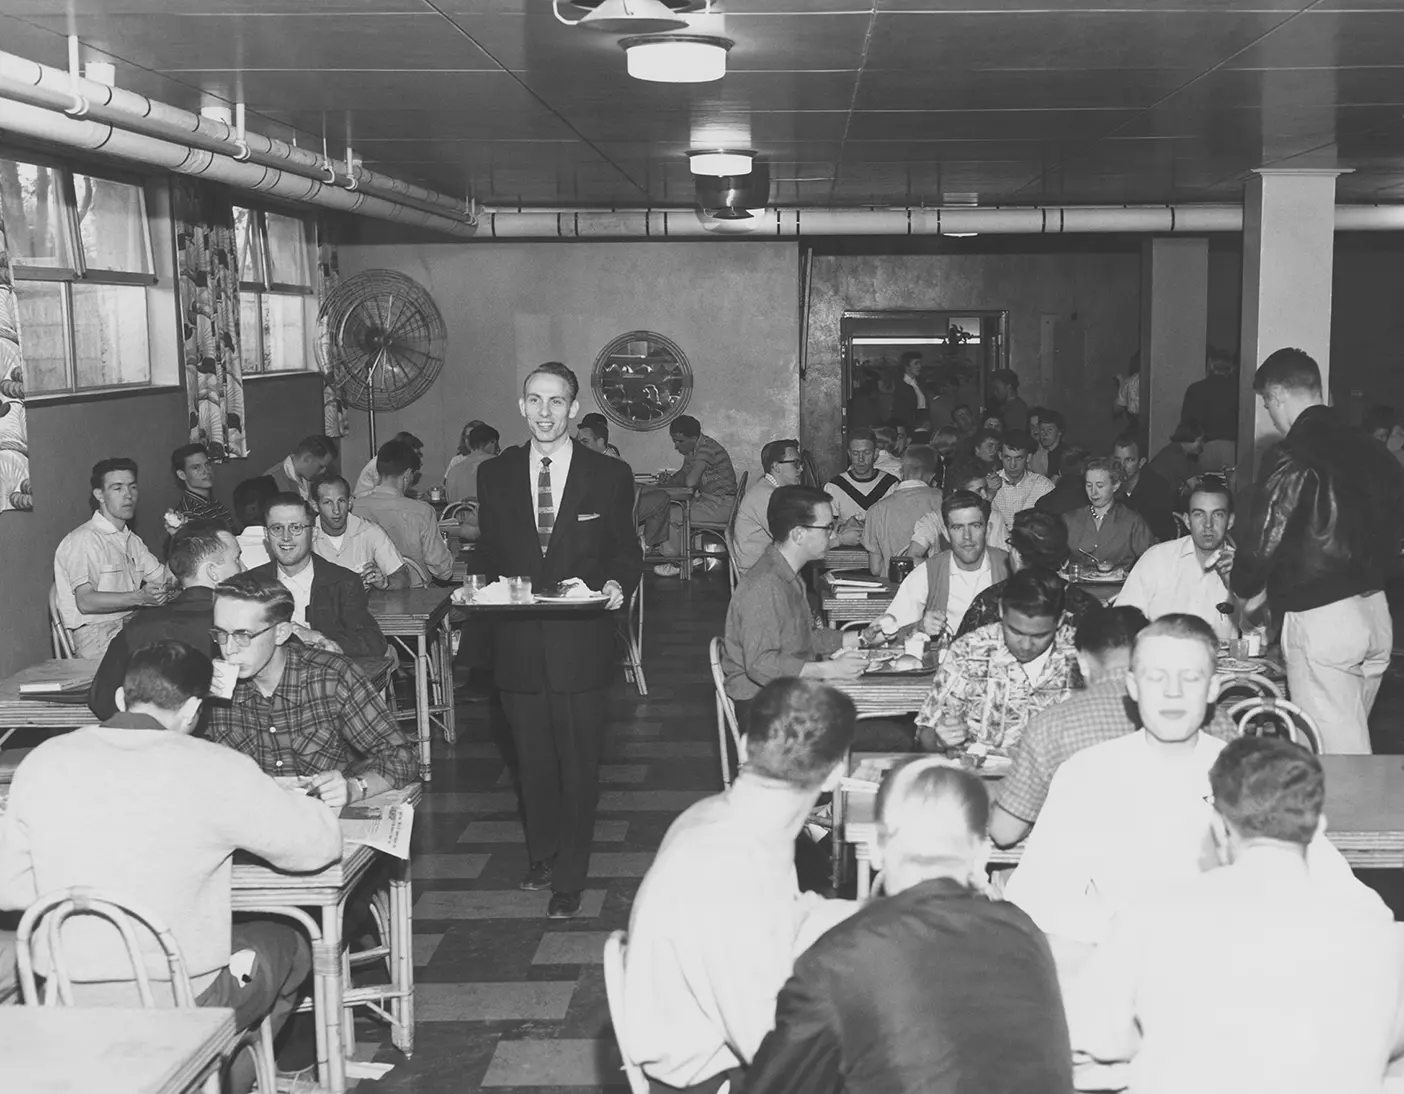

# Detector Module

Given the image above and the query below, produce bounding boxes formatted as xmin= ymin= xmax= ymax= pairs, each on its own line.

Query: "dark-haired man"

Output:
xmin=1111 ymin=431 xmax=1177 ymax=542
xmin=1068 ymin=736 xmax=1397 ymax=1094
xmin=171 ymin=442 xmax=232 ymax=530
xmin=863 ymin=444 xmax=942 ymax=578
xmin=747 ymin=759 xmax=1071 ymax=1094
xmin=1231 ymin=348 xmax=1404 ymax=754
xmin=886 ymin=490 xmax=1011 ymax=634
xmin=1033 ymin=446 xmax=1094 ymax=516
xmin=353 ymin=430 xmax=421 ymax=498
xmin=1147 ymin=419 xmax=1206 ymax=489
xmin=265 ymin=435 xmax=336 ymax=502
xmin=309 ymin=473 xmax=410 ymax=590
xmin=624 ymin=678 xmax=860 ymax=1092
xmin=54 ymin=457 xmax=171 ymax=658
xmin=915 ymin=567 xmax=1080 ymax=756
xmin=991 ymin=430 xmax=1053 ymax=530
xmin=354 ymin=440 xmax=454 ymax=586
xmin=445 ymin=423 xmax=499 ymax=504
xmin=908 ymin=464 xmax=1009 ymax=556
xmin=206 ymin=572 xmax=415 ymax=804
xmin=1029 ymin=410 xmax=1066 ymax=479
xmin=88 ymin=522 xmax=243 ymax=720
xmin=732 ymin=439 xmax=803 ymax=577
xmin=577 ymin=413 xmax=622 ymax=459
xmin=0 ymin=640 xmax=343 ymax=1093
xmin=1180 ymin=350 xmax=1239 ymax=472
xmin=232 ymin=475 xmax=279 ymax=569
xmin=991 ymin=368 xmax=1029 ymax=433
xmin=891 ymin=351 xmax=926 ymax=430
xmin=652 ymin=414 xmax=737 ymax=576
xmin=824 ymin=429 xmax=899 ymax=530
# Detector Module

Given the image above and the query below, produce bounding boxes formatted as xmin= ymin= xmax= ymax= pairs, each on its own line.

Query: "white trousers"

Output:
xmin=1282 ymin=592 xmax=1392 ymax=755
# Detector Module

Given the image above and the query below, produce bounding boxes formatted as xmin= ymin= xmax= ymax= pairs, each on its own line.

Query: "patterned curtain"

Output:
xmin=316 ymin=218 xmax=349 ymax=438
xmin=0 ymin=200 xmax=32 ymax=513
xmin=174 ymin=178 xmax=248 ymax=460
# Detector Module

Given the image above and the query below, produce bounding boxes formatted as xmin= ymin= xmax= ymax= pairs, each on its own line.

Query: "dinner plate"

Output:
xmin=1217 ymin=656 xmax=1270 ymax=674
xmin=533 ymin=594 xmax=611 ymax=605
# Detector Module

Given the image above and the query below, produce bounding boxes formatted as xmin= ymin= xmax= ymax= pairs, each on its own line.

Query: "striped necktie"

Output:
xmin=537 ymin=456 xmax=554 ymax=553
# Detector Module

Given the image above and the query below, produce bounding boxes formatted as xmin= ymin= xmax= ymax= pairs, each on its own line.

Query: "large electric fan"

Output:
xmin=316 ymin=270 xmax=446 ymax=451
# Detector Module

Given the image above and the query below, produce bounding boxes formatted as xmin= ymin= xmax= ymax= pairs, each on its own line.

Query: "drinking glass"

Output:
xmin=462 ymin=573 xmax=488 ymax=599
xmin=508 ymin=576 xmax=533 ymax=604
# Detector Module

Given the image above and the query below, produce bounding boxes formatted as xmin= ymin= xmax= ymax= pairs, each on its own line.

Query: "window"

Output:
xmin=0 ymin=156 xmax=156 ymax=394
xmin=233 ymin=205 xmax=314 ymax=375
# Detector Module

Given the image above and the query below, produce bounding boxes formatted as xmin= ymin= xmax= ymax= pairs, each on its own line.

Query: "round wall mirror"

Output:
xmin=591 ymin=330 xmax=693 ymax=432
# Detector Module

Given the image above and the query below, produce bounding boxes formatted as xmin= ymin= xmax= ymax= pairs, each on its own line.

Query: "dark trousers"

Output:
xmin=195 ymin=918 xmax=311 ymax=1094
xmin=649 ymin=1069 xmax=742 ymax=1094
xmin=500 ymin=687 xmax=609 ymax=893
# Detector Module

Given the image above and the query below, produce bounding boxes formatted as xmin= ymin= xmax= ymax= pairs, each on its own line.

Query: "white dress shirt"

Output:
xmin=1117 ymin=536 xmax=1235 ymax=642
xmin=278 ymin=563 xmax=315 ymax=625
xmin=528 ymin=439 xmax=574 ymax=525
xmin=888 ymin=553 xmax=993 ymax=630
xmin=905 ymin=373 xmax=927 ymax=410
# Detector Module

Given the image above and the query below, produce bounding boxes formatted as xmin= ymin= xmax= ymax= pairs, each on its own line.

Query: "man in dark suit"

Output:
xmin=249 ymin=492 xmax=387 ymax=660
xmin=477 ymin=362 xmax=641 ymax=919
xmin=891 ymin=351 xmax=925 ymax=430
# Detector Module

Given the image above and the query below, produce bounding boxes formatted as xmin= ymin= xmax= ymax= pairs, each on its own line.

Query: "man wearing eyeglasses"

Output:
xmin=247 ymin=492 xmax=387 ymax=660
xmin=731 ymin=439 xmax=804 ymax=577
xmin=205 ymin=571 xmax=415 ymax=808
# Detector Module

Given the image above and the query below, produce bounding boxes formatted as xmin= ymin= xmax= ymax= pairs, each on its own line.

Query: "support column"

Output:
xmin=1237 ymin=168 xmax=1342 ymax=483
xmin=1141 ymin=237 xmax=1209 ymax=460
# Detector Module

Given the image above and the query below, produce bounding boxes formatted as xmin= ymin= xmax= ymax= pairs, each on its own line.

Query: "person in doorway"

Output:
xmin=891 ymin=351 xmax=926 ymax=430
xmin=1230 ymin=348 xmax=1404 ymax=754
xmin=170 ymin=443 xmax=233 ymax=530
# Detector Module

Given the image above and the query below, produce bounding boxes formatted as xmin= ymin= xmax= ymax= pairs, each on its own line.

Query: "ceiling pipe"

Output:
xmin=0 ymin=97 xmax=478 ymax=237
xmin=0 ymin=49 xmax=468 ymax=223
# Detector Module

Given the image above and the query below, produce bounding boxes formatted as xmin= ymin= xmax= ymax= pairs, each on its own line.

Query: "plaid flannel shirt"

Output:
xmin=915 ymin=620 xmax=1080 ymax=754
xmin=204 ymin=642 xmax=416 ymax=787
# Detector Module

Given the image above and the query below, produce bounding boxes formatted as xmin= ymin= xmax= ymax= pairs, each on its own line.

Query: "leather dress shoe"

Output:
xmin=547 ymin=890 xmax=583 ymax=919
xmin=519 ymin=859 xmax=554 ymax=891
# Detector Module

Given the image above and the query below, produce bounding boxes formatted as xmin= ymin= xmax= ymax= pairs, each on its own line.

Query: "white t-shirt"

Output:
xmin=278 ymin=564 xmax=315 ymax=625
xmin=887 ymin=553 xmax=994 ymax=631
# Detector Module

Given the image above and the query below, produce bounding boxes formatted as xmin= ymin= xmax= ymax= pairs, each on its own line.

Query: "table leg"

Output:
xmin=415 ymin=634 xmax=432 ymax=781
xmin=390 ymin=857 xmax=415 ymax=1056
xmin=681 ymin=500 xmax=692 ymax=583
xmin=320 ymin=903 xmax=348 ymax=1094
xmin=855 ymin=843 xmax=871 ymax=901
xmin=436 ymin=620 xmax=456 ymax=745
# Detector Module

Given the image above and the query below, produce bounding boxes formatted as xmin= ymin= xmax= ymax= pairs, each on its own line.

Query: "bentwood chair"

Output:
xmin=622 ymin=578 xmax=647 ymax=696
xmin=47 ymin=585 xmax=75 ymax=659
xmin=17 ymin=886 xmax=279 ymax=1094
xmin=1215 ymin=672 xmax=1284 ymax=709
xmin=684 ymin=471 xmax=748 ymax=580
xmin=1228 ymin=696 xmax=1323 ymax=754
xmin=602 ymin=931 xmax=658 ymax=1094
xmin=708 ymin=637 xmax=743 ymax=788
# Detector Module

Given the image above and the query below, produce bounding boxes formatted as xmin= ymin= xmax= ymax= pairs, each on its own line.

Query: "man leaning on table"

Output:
xmin=624 ymin=678 xmax=860 ymax=1094
xmin=0 ymin=640 xmax=343 ymax=1094
xmin=732 ymin=439 xmax=803 ymax=577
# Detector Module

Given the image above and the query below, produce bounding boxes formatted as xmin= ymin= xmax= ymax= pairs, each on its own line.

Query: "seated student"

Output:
xmin=909 ymin=463 xmax=1009 ymax=556
xmin=862 ymin=444 xmax=942 ymax=577
xmin=445 ymin=423 xmax=498 ymax=503
xmin=886 ymin=489 xmax=1011 ymax=635
xmin=1004 ymin=615 xmax=1363 ymax=958
xmin=987 ymin=607 xmax=1240 ymax=848
xmin=0 ymin=641 xmax=342 ymax=1094
xmin=1118 ymin=474 xmax=1237 ymax=642
xmin=747 ymin=759 xmax=1071 ymax=1094
xmin=1067 ymin=736 xmax=1399 ymax=1094
xmin=1033 ymin=446 xmax=1093 ymax=515
xmin=54 ymin=457 xmax=172 ymax=659
xmin=89 ymin=522 xmax=243 ymax=721
xmin=732 ymin=439 xmax=802 ymax=577
xmin=353 ymin=430 xmax=421 ymax=498
xmin=1029 ymin=410 xmax=1067 ymax=479
xmin=206 ymin=572 xmax=416 ymax=800
xmin=991 ymin=430 xmax=1054 ymax=532
xmin=722 ymin=486 xmax=865 ymax=727
xmin=914 ymin=567 xmax=1080 ymax=756
xmin=170 ymin=442 xmax=233 ymax=530
xmin=232 ymin=475 xmax=278 ymax=570
xmin=1147 ymin=418 xmax=1206 ymax=489
xmin=443 ymin=418 xmax=486 ymax=482
xmin=651 ymin=415 xmax=738 ymax=577
xmin=967 ymin=426 xmax=1003 ymax=479
xmin=957 ymin=508 xmax=1104 ymax=637
xmin=308 ymin=473 xmax=409 ymax=590
xmin=824 ymin=429 xmax=900 ymax=530
xmin=951 ymin=403 xmax=977 ymax=441
xmin=576 ymin=413 xmax=622 ymax=459
xmin=1063 ymin=457 xmax=1156 ymax=570
xmin=871 ymin=424 xmax=903 ymax=477
xmin=1112 ymin=430 xmax=1179 ymax=543
xmin=250 ymin=492 xmax=387 ymax=659
xmin=623 ymin=678 xmax=860 ymax=1093
xmin=352 ymin=440 xmax=454 ymax=586
xmin=265 ymin=435 xmax=336 ymax=502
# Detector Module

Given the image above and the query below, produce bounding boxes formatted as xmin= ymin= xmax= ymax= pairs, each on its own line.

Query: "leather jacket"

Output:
xmin=1231 ymin=405 xmax=1404 ymax=613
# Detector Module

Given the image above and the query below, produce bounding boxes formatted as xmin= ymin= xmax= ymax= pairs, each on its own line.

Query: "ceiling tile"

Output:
xmin=847 ymin=108 xmax=1141 ymax=143
xmin=1227 ymin=11 xmax=1404 ymax=69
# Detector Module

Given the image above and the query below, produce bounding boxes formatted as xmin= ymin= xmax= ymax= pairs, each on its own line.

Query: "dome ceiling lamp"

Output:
xmin=621 ymin=33 xmax=732 ymax=83
xmin=687 ymin=149 xmax=754 ymax=177
xmin=553 ymin=0 xmax=704 ymax=35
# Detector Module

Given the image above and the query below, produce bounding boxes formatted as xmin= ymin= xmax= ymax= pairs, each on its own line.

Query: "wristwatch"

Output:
xmin=352 ymin=776 xmax=369 ymax=802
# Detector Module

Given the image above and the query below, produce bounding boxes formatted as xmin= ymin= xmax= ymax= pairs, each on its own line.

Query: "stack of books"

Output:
xmin=828 ymin=570 xmax=886 ymax=600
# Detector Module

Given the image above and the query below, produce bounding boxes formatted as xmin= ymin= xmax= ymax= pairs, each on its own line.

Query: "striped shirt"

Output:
xmin=685 ymin=434 xmax=737 ymax=503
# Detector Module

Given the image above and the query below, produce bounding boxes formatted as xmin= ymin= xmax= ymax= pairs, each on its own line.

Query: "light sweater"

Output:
xmin=0 ymin=716 xmax=343 ymax=996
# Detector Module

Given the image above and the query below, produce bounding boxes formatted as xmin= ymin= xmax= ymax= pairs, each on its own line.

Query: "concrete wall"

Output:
xmin=334 ymin=241 xmax=801 ymax=489
xmin=0 ymin=374 xmax=325 ymax=677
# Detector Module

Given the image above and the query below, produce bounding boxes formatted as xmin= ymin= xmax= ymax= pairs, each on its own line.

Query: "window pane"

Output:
xmin=0 ymin=159 xmax=73 ymax=270
xmin=234 ymin=206 xmax=263 ymax=287
xmin=239 ymin=293 xmax=264 ymax=374
xmin=74 ymin=174 xmax=151 ymax=274
xmin=263 ymin=293 xmax=307 ymax=371
xmin=72 ymin=283 xmax=150 ymax=389
xmin=12 ymin=281 xmax=70 ymax=392
xmin=264 ymin=212 xmax=311 ymax=287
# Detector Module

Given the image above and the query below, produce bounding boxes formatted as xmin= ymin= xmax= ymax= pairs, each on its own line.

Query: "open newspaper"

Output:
xmin=340 ymin=800 xmax=415 ymax=859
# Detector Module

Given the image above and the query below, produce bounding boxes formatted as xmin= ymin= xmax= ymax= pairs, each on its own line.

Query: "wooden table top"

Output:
xmin=0 ymin=659 xmax=100 ymax=730
xmin=0 ymin=1005 xmax=238 ymax=1094
xmin=367 ymin=587 xmax=455 ymax=635
xmin=823 ymin=548 xmax=869 ymax=571
xmin=832 ymin=671 xmax=936 ymax=716
xmin=820 ymin=574 xmax=897 ymax=625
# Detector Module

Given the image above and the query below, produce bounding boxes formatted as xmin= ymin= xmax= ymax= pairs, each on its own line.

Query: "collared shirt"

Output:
xmin=445 ymin=449 xmax=495 ymax=503
xmin=527 ymin=439 xmax=574 ymax=522
xmin=874 ymin=451 xmax=903 ymax=477
xmin=995 ymin=679 xmax=1238 ymax=826
xmin=204 ymin=641 xmax=417 ymax=787
xmin=732 ymin=475 xmax=779 ymax=576
xmin=265 ymin=455 xmax=311 ymax=501
xmin=1066 ymin=846 xmax=1398 ymax=1094
xmin=1118 ymin=536 xmax=1236 ymax=642
xmin=353 ymin=486 xmax=454 ymax=584
xmin=175 ymin=489 xmax=232 ymax=531
xmin=904 ymin=373 xmax=927 ymax=410
xmin=1063 ymin=502 xmax=1156 ymax=570
xmin=910 ymin=507 xmax=1009 ymax=554
xmin=352 ymin=456 xmax=380 ymax=498
xmin=1003 ymin=731 xmax=1362 ymax=946
xmin=236 ymin=525 xmax=272 ymax=570
xmin=722 ymin=545 xmax=844 ymax=701
xmin=824 ymin=470 xmax=899 ymax=523
xmin=887 ymin=552 xmax=993 ymax=630
xmin=680 ymin=434 xmax=737 ymax=503
xmin=277 ymin=562 xmax=315 ymax=625
xmin=312 ymin=512 xmax=406 ymax=579
xmin=861 ymin=481 xmax=942 ymax=578
xmin=957 ymin=579 xmax=1103 ymax=638
xmin=623 ymin=777 xmax=859 ymax=1087
xmin=53 ymin=511 xmax=168 ymax=629
xmin=914 ymin=620 xmax=1079 ymax=753
xmin=991 ymin=470 xmax=1053 ymax=530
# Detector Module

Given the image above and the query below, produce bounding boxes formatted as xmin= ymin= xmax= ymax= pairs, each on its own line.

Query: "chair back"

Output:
xmin=1215 ymin=672 xmax=1283 ymax=708
xmin=17 ymin=886 xmax=196 ymax=1007
xmin=48 ymin=585 xmax=74 ymax=659
xmin=801 ymin=448 xmax=821 ymax=489
xmin=602 ymin=931 xmax=651 ymax=1094
xmin=1227 ymin=696 xmax=1322 ymax=754
xmin=708 ymin=637 xmax=743 ymax=788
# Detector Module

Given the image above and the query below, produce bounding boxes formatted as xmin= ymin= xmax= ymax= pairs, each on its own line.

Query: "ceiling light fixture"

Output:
xmin=621 ymin=35 xmax=732 ymax=83
xmin=687 ymin=149 xmax=754 ymax=177
xmin=554 ymin=0 xmax=703 ymax=34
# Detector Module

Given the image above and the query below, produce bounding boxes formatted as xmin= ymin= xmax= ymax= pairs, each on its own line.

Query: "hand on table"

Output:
xmin=306 ymin=770 xmax=349 ymax=810
xmin=602 ymin=580 xmax=625 ymax=611
xmin=824 ymin=649 xmax=867 ymax=682
xmin=916 ymin=714 xmax=968 ymax=752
